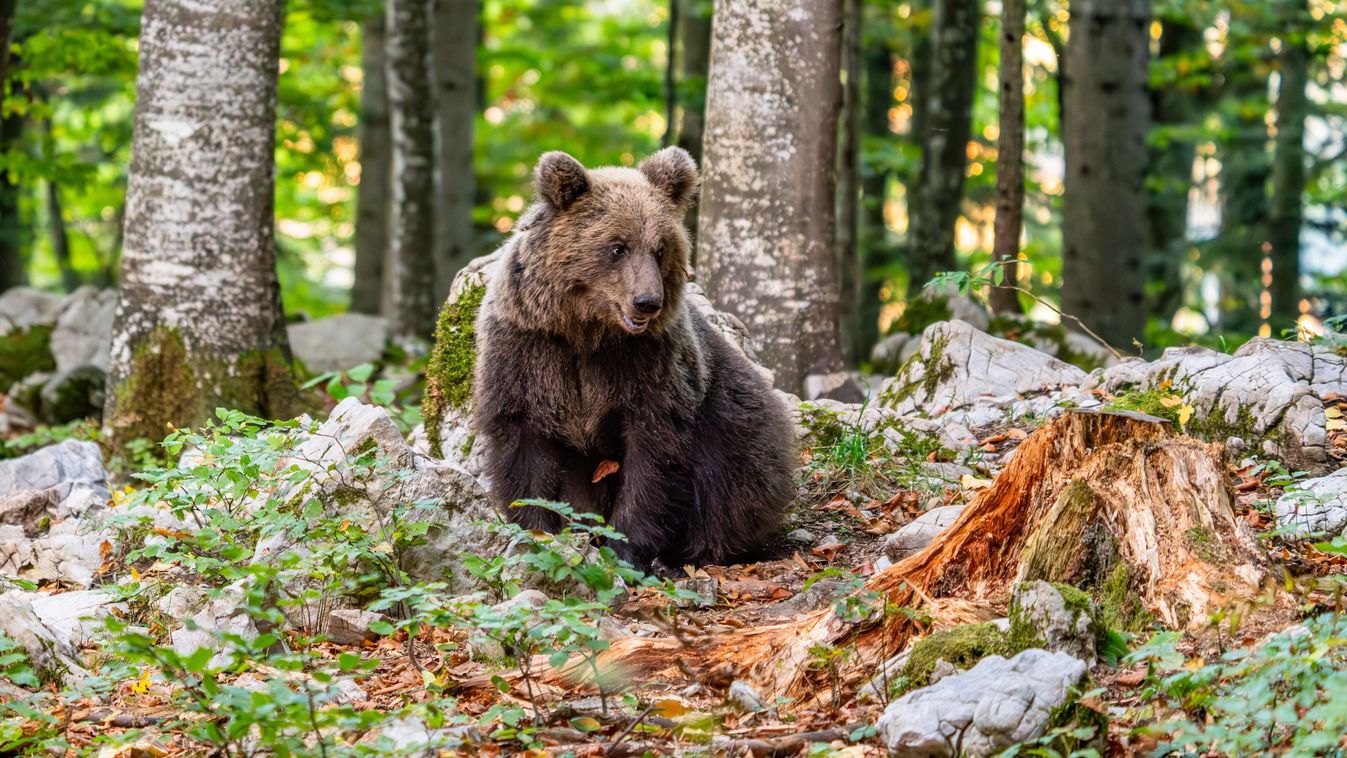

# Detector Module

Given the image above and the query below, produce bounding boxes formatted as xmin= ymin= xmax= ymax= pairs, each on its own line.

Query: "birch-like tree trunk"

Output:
xmin=699 ymin=0 xmax=857 ymax=399
xmin=1268 ymin=0 xmax=1310 ymax=332
xmin=1061 ymin=0 xmax=1150 ymax=350
xmin=905 ymin=0 xmax=978 ymax=293
xmin=105 ymin=0 xmax=294 ymax=450
xmin=432 ymin=0 xmax=478 ymax=302
xmin=989 ymin=0 xmax=1024 ymax=315
xmin=386 ymin=0 xmax=436 ymax=340
xmin=351 ymin=14 xmax=390 ymax=315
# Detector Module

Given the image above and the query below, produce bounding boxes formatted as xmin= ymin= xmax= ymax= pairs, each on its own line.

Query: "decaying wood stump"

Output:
xmin=526 ymin=411 xmax=1275 ymax=701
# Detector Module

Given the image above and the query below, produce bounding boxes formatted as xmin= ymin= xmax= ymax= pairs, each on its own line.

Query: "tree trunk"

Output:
xmin=698 ymin=0 xmax=857 ymax=399
xmin=856 ymin=27 xmax=893 ymax=363
xmin=432 ymin=0 xmax=478 ymax=303
xmin=105 ymin=0 xmax=295 ymax=452
xmin=0 ymin=0 xmax=16 ymax=88
xmin=0 ymin=109 xmax=24 ymax=291
xmin=672 ymin=0 xmax=712 ymax=247
xmin=513 ymin=412 xmax=1273 ymax=703
xmin=1061 ymin=0 xmax=1150 ymax=351
xmin=1145 ymin=19 xmax=1202 ymax=324
xmin=351 ymin=14 xmax=390 ymax=316
xmin=905 ymin=0 xmax=978 ymax=294
xmin=45 ymin=178 xmax=78 ymax=292
xmin=386 ymin=0 xmax=437 ymax=340
xmin=1267 ymin=2 xmax=1309 ymax=333
xmin=835 ymin=0 xmax=861 ymax=365
xmin=989 ymin=0 xmax=1024 ymax=315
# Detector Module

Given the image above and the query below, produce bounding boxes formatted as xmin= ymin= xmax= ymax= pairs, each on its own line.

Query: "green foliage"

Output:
xmin=1129 ymin=613 xmax=1347 ymax=756
xmin=302 ymin=362 xmax=422 ymax=432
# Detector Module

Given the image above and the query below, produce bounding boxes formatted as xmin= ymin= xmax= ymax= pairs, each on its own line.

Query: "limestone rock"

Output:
xmin=1276 ymin=467 xmax=1347 ymax=536
xmin=287 ymin=313 xmax=389 ymax=373
xmin=0 ymin=589 xmax=103 ymax=684
xmin=0 ymin=440 xmax=111 ymax=511
xmin=325 ymin=609 xmax=389 ymax=645
xmin=1086 ymin=338 xmax=1347 ymax=470
xmin=0 ymin=287 xmax=65 ymax=332
xmin=876 ymin=648 xmax=1087 ymax=757
xmin=1010 ymin=581 xmax=1097 ymax=666
xmin=878 ymin=320 xmax=1088 ymax=419
xmin=884 ymin=506 xmax=965 ymax=560
xmin=50 ymin=287 xmax=116 ymax=372
xmin=38 ymin=365 xmax=106 ymax=423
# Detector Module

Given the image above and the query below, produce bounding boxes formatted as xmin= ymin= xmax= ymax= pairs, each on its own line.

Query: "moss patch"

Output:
xmin=1094 ymin=563 xmax=1155 ymax=633
xmin=0 ymin=325 xmax=55 ymax=390
xmin=896 ymin=622 xmax=1015 ymax=695
xmin=1103 ymin=388 xmax=1183 ymax=426
xmin=107 ymin=327 xmax=298 ymax=458
xmin=423 ymin=284 xmax=486 ymax=458
xmin=878 ymin=333 xmax=952 ymax=409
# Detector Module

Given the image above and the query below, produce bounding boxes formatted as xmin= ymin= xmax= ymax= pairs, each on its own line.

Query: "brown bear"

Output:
xmin=472 ymin=147 xmax=796 ymax=570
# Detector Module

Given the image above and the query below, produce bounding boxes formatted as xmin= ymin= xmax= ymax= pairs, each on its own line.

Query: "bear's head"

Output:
xmin=502 ymin=147 xmax=700 ymax=342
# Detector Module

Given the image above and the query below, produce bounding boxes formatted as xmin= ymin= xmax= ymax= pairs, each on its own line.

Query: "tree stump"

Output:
xmin=527 ymin=411 xmax=1275 ymax=701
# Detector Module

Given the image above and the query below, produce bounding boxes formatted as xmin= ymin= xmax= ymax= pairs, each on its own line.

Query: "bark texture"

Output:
xmin=352 ymin=14 xmax=390 ymax=316
xmin=432 ymin=0 xmax=478 ymax=301
xmin=386 ymin=0 xmax=437 ymax=340
xmin=989 ymin=0 xmax=1024 ymax=315
xmin=673 ymin=0 xmax=712 ymax=246
xmin=836 ymin=0 xmax=862 ymax=363
xmin=1061 ymin=0 xmax=1150 ymax=350
xmin=105 ymin=0 xmax=294 ymax=450
xmin=698 ymin=0 xmax=850 ymax=394
xmin=486 ymin=412 xmax=1273 ymax=704
xmin=1145 ymin=19 xmax=1202 ymax=323
xmin=1268 ymin=2 xmax=1310 ymax=332
xmin=905 ymin=0 xmax=978 ymax=293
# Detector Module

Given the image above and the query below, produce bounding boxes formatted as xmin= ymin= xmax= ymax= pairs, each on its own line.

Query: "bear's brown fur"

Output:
xmin=472 ymin=147 xmax=796 ymax=569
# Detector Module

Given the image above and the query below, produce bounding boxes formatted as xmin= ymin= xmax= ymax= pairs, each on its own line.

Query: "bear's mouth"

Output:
xmin=620 ymin=313 xmax=651 ymax=334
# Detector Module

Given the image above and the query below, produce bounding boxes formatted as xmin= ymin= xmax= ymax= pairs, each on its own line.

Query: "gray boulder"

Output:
xmin=288 ymin=313 xmax=389 ymax=373
xmin=1010 ymin=581 xmax=1097 ymax=666
xmin=0 ymin=588 xmax=119 ymax=685
xmin=884 ymin=506 xmax=965 ymax=560
xmin=0 ymin=440 xmax=110 ymax=508
xmin=0 ymin=287 xmax=65 ymax=333
xmin=50 ymin=287 xmax=116 ymax=372
xmin=1276 ymin=467 xmax=1347 ymax=536
xmin=876 ymin=648 xmax=1088 ymax=756
xmin=38 ymin=365 xmax=106 ymax=423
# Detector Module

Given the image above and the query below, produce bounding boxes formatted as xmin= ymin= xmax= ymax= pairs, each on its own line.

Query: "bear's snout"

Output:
xmin=633 ymin=294 xmax=663 ymax=316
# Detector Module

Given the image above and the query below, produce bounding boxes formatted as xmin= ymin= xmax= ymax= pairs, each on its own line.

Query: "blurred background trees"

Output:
xmin=1 ymin=0 xmax=1345 ymax=397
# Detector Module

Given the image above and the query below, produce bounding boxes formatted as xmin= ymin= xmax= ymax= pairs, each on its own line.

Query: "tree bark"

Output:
xmin=1145 ymin=19 xmax=1202 ymax=324
xmin=989 ymin=0 xmax=1024 ymax=315
xmin=351 ymin=14 xmax=390 ymax=316
xmin=856 ymin=25 xmax=893 ymax=362
xmin=673 ymin=0 xmax=712 ymax=247
xmin=836 ymin=0 xmax=861 ymax=364
xmin=698 ymin=0 xmax=856 ymax=398
xmin=386 ymin=0 xmax=437 ymax=340
xmin=105 ymin=0 xmax=295 ymax=451
xmin=905 ymin=0 xmax=978 ymax=294
xmin=0 ymin=109 xmax=24 ymax=291
xmin=1267 ymin=1 xmax=1310 ymax=333
xmin=432 ymin=0 xmax=478 ymax=302
xmin=1061 ymin=0 xmax=1150 ymax=351
xmin=45 ymin=178 xmax=78 ymax=292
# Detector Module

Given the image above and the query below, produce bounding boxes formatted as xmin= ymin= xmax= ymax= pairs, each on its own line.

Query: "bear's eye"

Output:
xmin=654 ymin=245 xmax=665 ymax=261
xmin=609 ymin=243 xmax=627 ymax=259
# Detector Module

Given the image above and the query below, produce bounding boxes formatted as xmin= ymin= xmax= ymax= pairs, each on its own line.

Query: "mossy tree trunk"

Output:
xmin=386 ymin=0 xmax=437 ymax=340
xmin=989 ymin=0 xmax=1024 ymax=315
xmin=105 ymin=0 xmax=296 ymax=451
xmin=524 ymin=411 xmax=1273 ymax=703
xmin=351 ymin=13 xmax=390 ymax=315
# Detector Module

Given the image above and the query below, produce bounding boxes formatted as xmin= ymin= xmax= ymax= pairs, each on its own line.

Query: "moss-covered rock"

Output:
xmin=1103 ymin=388 xmax=1183 ymax=426
xmin=0 ymin=325 xmax=56 ymax=389
xmin=895 ymin=622 xmax=1015 ymax=695
xmin=423 ymin=281 xmax=486 ymax=459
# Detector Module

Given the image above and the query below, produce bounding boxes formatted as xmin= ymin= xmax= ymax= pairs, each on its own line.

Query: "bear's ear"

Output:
xmin=638 ymin=146 xmax=699 ymax=211
xmin=534 ymin=151 xmax=590 ymax=210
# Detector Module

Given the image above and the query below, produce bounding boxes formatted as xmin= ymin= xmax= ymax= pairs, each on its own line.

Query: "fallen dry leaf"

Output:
xmin=1006 ymin=427 xmax=1028 ymax=440
xmin=1114 ymin=669 xmax=1147 ymax=687
xmin=591 ymin=459 xmax=620 ymax=483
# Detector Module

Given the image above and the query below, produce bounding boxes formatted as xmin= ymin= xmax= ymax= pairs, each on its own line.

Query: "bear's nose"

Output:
xmin=633 ymin=294 xmax=662 ymax=315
